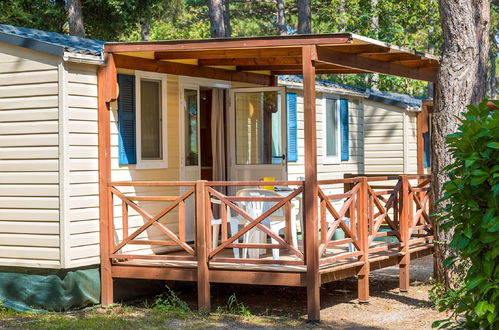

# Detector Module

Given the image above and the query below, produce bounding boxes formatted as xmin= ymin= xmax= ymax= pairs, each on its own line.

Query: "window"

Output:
xmin=234 ymin=90 xmax=283 ymax=165
xmin=323 ymin=97 xmax=341 ymax=164
xmin=135 ymin=71 xmax=167 ymax=169
xmin=183 ymin=88 xmax=199 ymax=166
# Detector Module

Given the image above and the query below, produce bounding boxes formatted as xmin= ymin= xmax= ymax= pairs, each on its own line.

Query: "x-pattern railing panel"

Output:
xmin=366 ymin=180 xmax=402 ymax=246
xmin=318 ymin=184 xmax=362 ymax=257
xmin=206 ymin=185 xmax=305 ymax=263
xmin=109 ymin=183 xmax=196 ymax=259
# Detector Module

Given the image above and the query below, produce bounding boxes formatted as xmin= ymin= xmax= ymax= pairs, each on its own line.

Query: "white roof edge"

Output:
xmin=350 ymin=33 xmax=440 ymax=61
xmin=63 ymin=51 xmax=104 ymax=66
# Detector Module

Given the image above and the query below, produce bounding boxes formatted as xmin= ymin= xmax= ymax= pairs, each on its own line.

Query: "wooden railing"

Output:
xmin=205 ymin=181 xmax=305 ymax=265
xmin=108 ymin=181 xmax=198 ymax=262
xmin=104 ymin=175 xmax=432 ymax=269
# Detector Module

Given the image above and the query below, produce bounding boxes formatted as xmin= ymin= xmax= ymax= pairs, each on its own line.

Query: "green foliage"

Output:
xmin=0 ymin=0 xmax=66 ymax=33
xmin=152 ymin=286 xmax=193 ymax=318
xmin=216 ymin=293 xmax=252 ymax=318
xmin=432 ymin=100 xmax=499 ymax=329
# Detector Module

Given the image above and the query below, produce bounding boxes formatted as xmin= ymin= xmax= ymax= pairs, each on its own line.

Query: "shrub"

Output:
xmin=432 ymin=100 xmax=499 ymax=329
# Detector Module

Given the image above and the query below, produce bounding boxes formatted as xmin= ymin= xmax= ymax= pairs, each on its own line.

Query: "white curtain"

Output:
xmin=211 ymin=88 xmax=226 ymax=183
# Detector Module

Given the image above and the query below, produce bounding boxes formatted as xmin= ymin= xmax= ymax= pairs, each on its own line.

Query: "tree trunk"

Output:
xmin=297 ymin=0 xmax=311 ymax=34
xmin=223 ymin=0 xmax=231 ymax=37
xmin=208 ymin=0 xmax=227 ymax=38
xmin=433 ymin=0 xmax=490 ymax=286
xmin=489 ymin=45 xmax=497 ymax=99
xmin=338 ymin=0 xmax=346 ymax=32
xmin=427 ymin=0 xmax=436 ymax=97
xmin=66 ymin=0 xmax=86 ymax=37
xmin=276 ymin=0 xmax=287 ymax=35
xmin=370 ymin=0 xmax=379 ymax=89
xmin=140 ymin=20 xmax=150 ymax=41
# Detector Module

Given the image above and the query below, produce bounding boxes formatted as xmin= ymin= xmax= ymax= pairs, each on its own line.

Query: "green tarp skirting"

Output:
xmin=0 ymin=266 xmax=100 ymax=312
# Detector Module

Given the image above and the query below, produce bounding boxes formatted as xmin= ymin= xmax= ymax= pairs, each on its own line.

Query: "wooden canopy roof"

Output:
xmin=104 ymin=33 xmax=439 ymax=85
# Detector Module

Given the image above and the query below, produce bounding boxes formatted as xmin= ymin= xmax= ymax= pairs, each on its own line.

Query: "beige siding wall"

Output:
xmin=0 ymin=43 xmax=61 ymax=268
xmin=287 ymin=89 xmax=365 ymax=185
xmin=65 ymin=62 xmax=101 ymax=267
xmin=363 ymin=100 xmax=418 ymax=174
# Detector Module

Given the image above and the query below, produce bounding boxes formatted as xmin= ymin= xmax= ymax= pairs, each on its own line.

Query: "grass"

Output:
xmin=0 ymin=290 xmax=306 ymax=329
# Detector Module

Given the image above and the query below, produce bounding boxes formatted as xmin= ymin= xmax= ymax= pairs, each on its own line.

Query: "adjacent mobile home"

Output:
xmin=0 ymin=24 xmax=435 ymax=318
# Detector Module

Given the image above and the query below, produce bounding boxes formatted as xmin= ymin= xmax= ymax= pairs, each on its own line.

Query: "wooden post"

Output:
xmin=302 ymin=45 xmax=320 ymax=321
xmin=196 ymin=180 xmax=211 ymax=312
xmin=98 ymin=53 xmax=117 ymax=306
xmin=399 ymin=176 xmax=410 ymax=292
xmin=357 ymin=177 xmax=370 ymax=302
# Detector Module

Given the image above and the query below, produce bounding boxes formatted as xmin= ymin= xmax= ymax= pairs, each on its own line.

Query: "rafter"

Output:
xmin=154 ymin=47 xmax=303 ymax=60
xmin=114 ymin=54 xmax=273 ymax=86
xmin=316 ymin=46 xmax=437 ymax=82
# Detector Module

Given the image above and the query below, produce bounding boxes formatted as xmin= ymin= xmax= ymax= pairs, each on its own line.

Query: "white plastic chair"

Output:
xmin=236 ymin=188 xmax=299 ymax=260
xmin=210 ymin=198 xmax=247 ymax=258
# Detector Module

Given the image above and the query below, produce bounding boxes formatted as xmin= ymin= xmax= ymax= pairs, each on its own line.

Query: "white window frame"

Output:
xmin=135 ymin=70 xmax=168 ymax=169
xmin=322 ymin=95 xmax=341 ymax=164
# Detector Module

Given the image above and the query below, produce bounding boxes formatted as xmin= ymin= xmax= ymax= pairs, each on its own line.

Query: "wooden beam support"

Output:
xmin=357 ymin=177 xmax=370 ymax=303
xmin=196 ymin=180 xmax=210 ymax=312
xmin=155 ymin=48 xmax=303 ymax=60
xmin=98 ymin=53 xmax=117 ymax=307
xmin=104 ymin=34 xmax=352 ymax=53
xmin=270 ymin=69 xmax=369 ymax=75
xmin=236 ymin=64 xmax=348 ymax=71
xmin=198 ymin=57 xmax=302 ymax=66
xmin=399 ymin=176 xmax=410 ymax=292
xmin=114 ymin=54 xmax=273 ymax=86
xmin=316 ymin=46 xmax=437 ymax=82
xmin=302 ymin=45 xmax=320 ymax=322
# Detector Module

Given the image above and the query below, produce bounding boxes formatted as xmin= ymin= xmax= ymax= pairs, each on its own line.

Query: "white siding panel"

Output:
xmin=0 ymin=196 xmax=59 ymax=209
xmin=0 ymin=159 xmax=58 ymax=172
xmin=0 ymin=246 xmax=59 ymax=260
xmin=0 ymin=95 xmax=58 ymax=110
xmin=0 ymin=134 xmax=58 ymax=147
xmin=0 ymin=172 xmax=58 ymax=184
xmin=0 ymin=83 xmax=58 ymax=98
xmin=0 ymin=209 xmax=59 ymax=221
xmin=0 ymin=234 xmax=59 ymax=247
xmin=0 ymin=221 xmax=59 ymax=234
xmin=0 ymin=184 xmax=59 ymax=196
xmin=0 ymin=70 xmax=58 ymax=86
xmin=0 ymin=121 xmax=58 ymax=135
xmin=0 ymin=109 xmax=58 ymax=122
xmin=0 ymin=146 xmax=58 ymax=159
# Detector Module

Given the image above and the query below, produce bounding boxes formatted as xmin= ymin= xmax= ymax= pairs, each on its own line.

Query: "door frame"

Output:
xmin=178 ymin=76 xmax=231 ymax=180
xmin=228 ymin=86 xmax=288 ymax=181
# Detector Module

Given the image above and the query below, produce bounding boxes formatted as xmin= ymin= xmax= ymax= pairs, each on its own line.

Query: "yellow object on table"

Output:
xmin=262 ymin=177 xmax=275 ymax=190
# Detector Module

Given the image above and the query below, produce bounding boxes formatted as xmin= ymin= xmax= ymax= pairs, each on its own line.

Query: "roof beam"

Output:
xmin=198 ymin=57 xmax=303 ymax=66
xmin=270 ymin=69 xmax=369 ymax=75
xmin=104 ymin=34 xmax=352 ymax=53
xmin=154 ymin=48 xmax=303 ymax=60
xmin=113 ymin=54 xmax=273 ymax=86
xmin=323 ymin=44 xmax=390 ymax=54
xmin=315 ymin=47 xmax=437 ymax=82
xmin=236 ymin=64 xmax=348 ymax=71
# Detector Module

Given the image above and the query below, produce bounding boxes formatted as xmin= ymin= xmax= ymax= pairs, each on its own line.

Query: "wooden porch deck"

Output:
xmin=100 ymin=175 xmax=434 ymax=318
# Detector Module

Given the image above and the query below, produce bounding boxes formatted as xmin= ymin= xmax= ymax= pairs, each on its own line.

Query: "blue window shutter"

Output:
xmin=423 ymin=131 xmax=431 ymax=168
xmin=340 ymin=98 xmax=349 ymax=161
xmin=286 ymin=93 xmax=298 ymax=162
xmin=117 ymin=74 xmax=137 ymax=165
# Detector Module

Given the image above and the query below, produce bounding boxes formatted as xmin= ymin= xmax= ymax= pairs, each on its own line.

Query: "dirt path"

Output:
xmin=174 ymin=255 xmax=448 ymax=329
